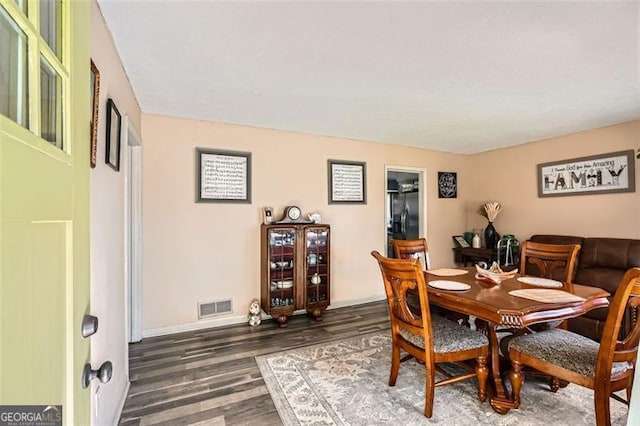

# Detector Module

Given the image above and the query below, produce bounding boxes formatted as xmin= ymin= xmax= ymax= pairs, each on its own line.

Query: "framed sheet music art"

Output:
xmin=196 ymin=148 xmax=252 ymax=203
xmin=328 ymin=160 xmax=367 ymax=204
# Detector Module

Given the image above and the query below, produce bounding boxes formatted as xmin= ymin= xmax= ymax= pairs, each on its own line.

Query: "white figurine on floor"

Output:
xmin=248 ymin=299 xmax=262 ymax=326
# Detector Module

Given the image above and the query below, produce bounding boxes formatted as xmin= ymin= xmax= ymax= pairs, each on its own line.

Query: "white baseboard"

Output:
xmin=141 ymin=295 xmax=386 ymax=338
xmin=142 ymin=313 xmax=249 ymax=338
xmin=327 ymin=295 xmax=386 ymax=310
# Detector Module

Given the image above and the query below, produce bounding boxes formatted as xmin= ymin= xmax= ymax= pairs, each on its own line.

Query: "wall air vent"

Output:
xmin=198 ymin=299 xmax=233 ymax=319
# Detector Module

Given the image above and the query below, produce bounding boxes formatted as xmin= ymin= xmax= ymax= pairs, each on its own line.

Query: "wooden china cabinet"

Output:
xmin=260 ymin=224 xmax=330 ymax=327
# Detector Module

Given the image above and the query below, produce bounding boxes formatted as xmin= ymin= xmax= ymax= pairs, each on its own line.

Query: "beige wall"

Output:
xmin=141 ymin=116 xmax=639 ymax=335
xmin=141 ymin=113 xmax=470 ymax=333
xmin=467 ymin=120 xmax=640 ymax=241
xmin=90 ymin=1 xmax=142 ymax=424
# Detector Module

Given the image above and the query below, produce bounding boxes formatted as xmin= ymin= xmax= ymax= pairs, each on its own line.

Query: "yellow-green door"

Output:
xmin=0 ymin=0 xmax=91 ymax=424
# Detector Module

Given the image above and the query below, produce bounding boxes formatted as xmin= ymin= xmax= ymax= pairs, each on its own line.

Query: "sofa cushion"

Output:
xmin=567 ymin=316 xmax=605 ymax=342
xmin=579 ymin=238 xmax=640 ymax=271
xmin=575 ymin=267 xmax=627 ymax=297
xmin=575 ymin=239 xmax=640 ymax=325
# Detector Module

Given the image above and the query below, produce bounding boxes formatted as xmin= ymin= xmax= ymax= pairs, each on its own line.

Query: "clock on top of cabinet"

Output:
xmin=276 ymin=205 xmax=312 ymax=223
xmin=260 ymin=223 xmax=330 ymax=327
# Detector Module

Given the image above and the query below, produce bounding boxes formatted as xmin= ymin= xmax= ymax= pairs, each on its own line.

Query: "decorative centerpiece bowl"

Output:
xmin=475 ymin=261 xmax=517 ymax=284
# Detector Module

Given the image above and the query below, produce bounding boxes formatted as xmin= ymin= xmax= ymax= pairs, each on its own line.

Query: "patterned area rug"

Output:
xmin=256 ymin=332 xmax=628 ymax=425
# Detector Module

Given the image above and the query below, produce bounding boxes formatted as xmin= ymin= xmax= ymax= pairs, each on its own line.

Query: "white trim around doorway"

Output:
xmin=384 ymin=164 xmax=428 ymax=248
xmin=124 ymin=117 xmax=143 ymax=345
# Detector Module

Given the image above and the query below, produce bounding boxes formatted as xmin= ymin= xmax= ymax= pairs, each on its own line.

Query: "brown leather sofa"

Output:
xmin=528 ymin=235 xmax=640 ymax=342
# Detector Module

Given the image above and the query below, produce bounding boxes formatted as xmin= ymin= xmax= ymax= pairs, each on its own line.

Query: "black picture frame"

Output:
xmin=452 ymin=235 xmax=470 ymax=248
xmin=537 ymin=150 xmax=635 ymax=197
xmin=196 ymin=148 xmax=252 ymax=203
xmin=438 ymin=171 xmax=457 ymax=198
xmin=328 ymin=159 xmax=367 ymax=204
xmin=105 ymin=98 xmax=121 ymax=171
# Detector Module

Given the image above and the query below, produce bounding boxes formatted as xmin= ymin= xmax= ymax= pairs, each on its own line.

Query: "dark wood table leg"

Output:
xmin=487 ymin=324 xmax=517 ymax=414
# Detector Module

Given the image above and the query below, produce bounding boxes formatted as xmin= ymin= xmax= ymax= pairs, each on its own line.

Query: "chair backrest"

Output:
xmin=371 ymin=251 xmax=434 ymax=360
xmin=391 ymin=238 xmax=431 ymax=270
xmin=519 ymin=240 xmax=581 ymax=283
xmin=595 ymin=267 xmax=640 ymax=386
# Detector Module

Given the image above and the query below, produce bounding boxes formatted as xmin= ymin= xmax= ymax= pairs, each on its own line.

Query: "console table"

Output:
xmin=453 ymin=247 xmax=497 ymax=266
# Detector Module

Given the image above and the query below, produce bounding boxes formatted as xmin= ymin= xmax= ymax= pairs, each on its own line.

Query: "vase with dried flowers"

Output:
xmin=481 ymin=201 xmax=502 ymax=249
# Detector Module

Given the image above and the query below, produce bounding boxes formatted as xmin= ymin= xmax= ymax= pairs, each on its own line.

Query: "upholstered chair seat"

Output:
xmin=400 ymin=316 xmax=488 ymax=354
xmin=509 ymin=329 xmax=632 ymax=378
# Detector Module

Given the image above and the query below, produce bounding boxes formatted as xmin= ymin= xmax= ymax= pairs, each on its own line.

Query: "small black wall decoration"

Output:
xmin=438 ymin=172 xmax=457 ymax=198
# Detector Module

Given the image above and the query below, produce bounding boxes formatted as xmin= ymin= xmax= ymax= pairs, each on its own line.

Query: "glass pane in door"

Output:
xmin=15 ymin=0 xmax=27 ymax=14
xmin=39 ymin=0 xmax=61 ymax=58
xmin=0 ymin=5 xmax=29 ymax=127
xmin=41 ymin=56 xmax=63 ymax=147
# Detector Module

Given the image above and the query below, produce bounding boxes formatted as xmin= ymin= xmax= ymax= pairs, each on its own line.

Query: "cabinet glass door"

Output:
xmin=305 ymin=227 xmax=329 ymax=305
xmin=268 ymin=228 xmax=295 ymax=309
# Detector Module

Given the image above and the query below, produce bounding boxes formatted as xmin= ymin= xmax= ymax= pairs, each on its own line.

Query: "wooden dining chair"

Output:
xmin=392 ymin=238 xmax=469 ymax=325
xmin=371 ymin=251 xmax=489 ymax=418
xmin=391 ymin=238 xmax=431 ymax=270
xmin=517 ymin=240 xmax=581 ymax=334
xmin=519 ymin=240 xmax=581 ymax=284
xmin=508 ymin=267 xmax=640 ymax=426
xmin=503 ymin=240 xmax=582 ymax=390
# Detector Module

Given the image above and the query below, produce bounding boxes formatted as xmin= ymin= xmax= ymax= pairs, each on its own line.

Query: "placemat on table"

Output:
xmin=426 ymin=268 xmax=469 ymax=276
xmin=517 ymin=276 xmax=563 ymax=288
xmin=508 ymin=289 xmax=586 ymax=303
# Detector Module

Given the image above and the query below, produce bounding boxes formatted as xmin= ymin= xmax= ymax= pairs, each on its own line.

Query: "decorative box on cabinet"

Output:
xmin=260 ymin=224 xmax=330 ymax=327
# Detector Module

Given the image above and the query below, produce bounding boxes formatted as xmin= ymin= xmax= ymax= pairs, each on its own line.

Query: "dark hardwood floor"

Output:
xmin=119 ymin=301 xmax=390 ymax=425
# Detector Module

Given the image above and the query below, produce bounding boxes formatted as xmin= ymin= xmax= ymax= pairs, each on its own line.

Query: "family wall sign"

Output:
xmin=537 ymin=150 xmax=635 ymax=197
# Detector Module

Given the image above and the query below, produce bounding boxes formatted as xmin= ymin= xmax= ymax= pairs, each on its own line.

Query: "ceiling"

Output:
xmin=97 ymin=1 xmax=639 ymax=154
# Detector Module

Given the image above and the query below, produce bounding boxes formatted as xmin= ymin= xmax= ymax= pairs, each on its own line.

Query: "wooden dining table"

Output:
xmin=422 ymin=267 xmax=610 ymax=414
